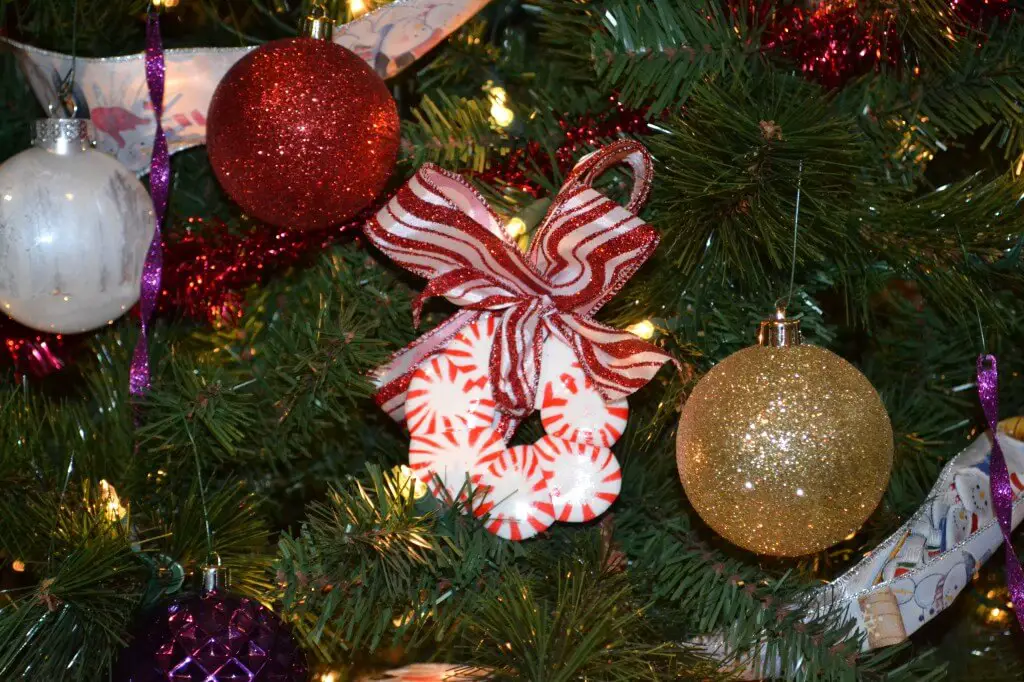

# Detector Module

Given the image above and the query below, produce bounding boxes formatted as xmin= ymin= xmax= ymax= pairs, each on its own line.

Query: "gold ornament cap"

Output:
xmin=300 ymin=3 xmax=334 ymax=40
xmin=757 ymin=307 xmax=801 ymax=348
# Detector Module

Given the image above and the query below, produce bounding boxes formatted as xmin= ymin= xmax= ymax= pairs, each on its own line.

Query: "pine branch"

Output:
xmin=846 ymin=14 xmax=1024 ymax=165
xmin=645 ymin=73 xmax=876 ymax=291
xmin=402 ymin=92 xmax=513 ymax=171
xmin=276 ymin=465 xmax=515 ymax=662
xmin=0 ymin=482 xmax=147 ymax=681
xmin=134 ymin=481 xmax=272 ymax=599
xmin=462 ymin=566 xmax=696 ymax=681
xmin=590 ymin=0 xmax=763 ymax=112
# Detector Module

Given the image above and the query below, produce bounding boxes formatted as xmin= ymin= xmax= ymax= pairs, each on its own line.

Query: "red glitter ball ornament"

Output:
xmin=207 ymin=37 xmax=400 ymax=230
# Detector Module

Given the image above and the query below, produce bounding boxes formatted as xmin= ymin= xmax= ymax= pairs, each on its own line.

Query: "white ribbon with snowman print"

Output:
xmin=5 ymin=0 xmax=489 ymax=175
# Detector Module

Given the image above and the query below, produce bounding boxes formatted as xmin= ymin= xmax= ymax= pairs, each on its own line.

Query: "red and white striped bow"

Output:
xmin=364 ymin=140 xmax=675 ymax=429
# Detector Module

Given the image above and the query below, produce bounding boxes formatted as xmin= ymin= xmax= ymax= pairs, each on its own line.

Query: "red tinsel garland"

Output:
xmin=1 ymin=100 xmax=651 ymax=377
xmin=761 ymin=0 xmax=1014 ymax=89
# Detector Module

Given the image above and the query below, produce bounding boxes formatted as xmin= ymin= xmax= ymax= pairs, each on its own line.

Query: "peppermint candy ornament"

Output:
xmin=409 ymin=426 xmax=504 ymax=500
xmin=365 ymin=140 xmax=675 ymax=541
xmin=534 ymin=435 xmax=622 ymax=523
xmin=536 ymin=337 xmax=629 ymax=447
xmin=405 ymin=314 xmax=498 ymax=434
xmin=472 ymin=445 xmax=555 ymax=541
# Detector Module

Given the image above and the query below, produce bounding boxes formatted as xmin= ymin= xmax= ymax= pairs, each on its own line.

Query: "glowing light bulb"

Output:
xmin=625 ymin=319 xmax=655 ymax=340
xmin=98 ymin=479 xmax=127 ymax=522
xmin=12 ymin=559 xmax=25 ymax=572
xmin=505 ymin=217 xmax=527 ymax=238
xmin=488 ymin=86 xmax=514 ymax=129
xmin=349 ymin=0 xmax=367 ymax=16
xmin=394 ymin=465 xmax=428 ymax=500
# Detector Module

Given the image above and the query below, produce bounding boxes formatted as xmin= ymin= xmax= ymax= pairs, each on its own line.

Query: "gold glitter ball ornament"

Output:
xmin=676 ymin=310 xmax=893 ymax=556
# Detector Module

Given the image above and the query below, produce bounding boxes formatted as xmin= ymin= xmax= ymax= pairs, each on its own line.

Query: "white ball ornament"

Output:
xmin=0 ymin=119 xmax=154 ymax=333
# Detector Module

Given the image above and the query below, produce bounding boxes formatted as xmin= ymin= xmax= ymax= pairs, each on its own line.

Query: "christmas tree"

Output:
xmin=2 ymin=0 xmax=1024 ymax=680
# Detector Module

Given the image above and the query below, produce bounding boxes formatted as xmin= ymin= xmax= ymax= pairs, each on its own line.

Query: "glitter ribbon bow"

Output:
xmin=365 ymin=140 xmax=675 ymax=429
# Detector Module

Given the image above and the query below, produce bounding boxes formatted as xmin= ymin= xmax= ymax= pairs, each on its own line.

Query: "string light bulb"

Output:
xmin=487 ymin=86 xmax=515 ymax=129
xmin=626 ymin=319 xmax=655 ymax=340
xmin=505 ymin=217 xmax=527 ymax=238
xmin=11 ymin=559 xmax=25 ymax=572
xmin=393 ymin=464 xmax=429 ymax=501
xmin=348 ymin=0 xmax=367 ymax=16
xmin=98 ymin=479 xmax=128 ymax=522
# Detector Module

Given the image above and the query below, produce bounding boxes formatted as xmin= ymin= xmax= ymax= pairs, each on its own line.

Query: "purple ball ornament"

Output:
xmin=117 ymin=561 xmax=307 ymax=681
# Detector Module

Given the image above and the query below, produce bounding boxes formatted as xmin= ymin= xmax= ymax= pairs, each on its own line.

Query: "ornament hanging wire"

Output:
xmin=50 ymin=0 xmax=80 ymax=118
xmin=955 ymin=226 xmax=988 ymax=355
xmin=776 ymin=160 xmax=803 ymax=315
xmin=185 ymin=422 xmax=216 ymax=562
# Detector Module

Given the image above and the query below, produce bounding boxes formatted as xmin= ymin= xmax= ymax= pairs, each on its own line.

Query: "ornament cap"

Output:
xmin=198 ymin=554 xmax=231 ymax=596
xmin=32 ymin=118 xmax=95 ymax=155
xmin=757 ymin=307 xmax=801 ymax=348
xmin=300 ymin=3 xmax=334 ymax=40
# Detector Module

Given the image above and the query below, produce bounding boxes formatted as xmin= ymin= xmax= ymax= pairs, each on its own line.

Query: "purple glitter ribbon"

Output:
xmin=130 ymin=10 xmax=169 ymax=396
xmin=977 ymin=354 xmax=1024 ymax=630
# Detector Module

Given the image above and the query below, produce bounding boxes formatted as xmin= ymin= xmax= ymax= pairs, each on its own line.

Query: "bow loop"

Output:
xmin=529 ymin=141 xmax=659 ymax=315
xmin=561 ymin=139 xmax=654 ymax=214
xmin=364 ymin=142 xmax=674 ymax=425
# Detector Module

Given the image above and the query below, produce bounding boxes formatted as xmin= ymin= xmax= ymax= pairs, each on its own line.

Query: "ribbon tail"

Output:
xmin=491 ymin=300 xmax=546 ymax=419
xmin=977 ymin=354 xmax=1024 ymax=631
xmin=551 ymin=314 xmax=677 ymax=404
xmin=374 ymin=309 xmax=480 ymax=424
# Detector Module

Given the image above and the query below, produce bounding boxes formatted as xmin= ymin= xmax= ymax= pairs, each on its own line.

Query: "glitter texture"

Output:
xmin=676 ymin=344 xmax=893 ymax=557
xmin=207 ymin=36 xmax=399 ymax=230
xmin=1 ymin=105 xmax=651 ymax=377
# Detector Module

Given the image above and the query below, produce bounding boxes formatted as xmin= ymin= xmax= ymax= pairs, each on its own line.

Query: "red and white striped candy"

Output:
xmin=536 ymin=337 xmax=629 ymax=447
xmin=534 ymin=435 xmax=622 ymax=523
xmin=406 ymin=314 xmax=499 ymax=435
xmin=470 ymin=444 xmax=555 ymax=540
xmin=409 ymin=426 xmax=506 ymax=501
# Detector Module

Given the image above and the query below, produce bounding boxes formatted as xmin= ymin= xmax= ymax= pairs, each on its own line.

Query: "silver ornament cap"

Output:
xmin=31 ymin=118 xmax=95 ymax=155
xmin=198 ymin=554 xmax=231 ymax=596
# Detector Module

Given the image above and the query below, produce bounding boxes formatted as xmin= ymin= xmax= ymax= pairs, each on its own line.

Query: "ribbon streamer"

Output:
xmin=5 ymin=0 xmax=489 ymax=175
xmin=977 ymin=354 xmax=1024 ymax=630
xmin=365 ymin=140 xmax=676 ymax=432
xmin=129 ymin=11 xmax=168 ymax=396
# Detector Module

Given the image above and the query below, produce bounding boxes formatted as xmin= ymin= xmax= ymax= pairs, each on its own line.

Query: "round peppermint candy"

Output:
xmin=409 ymin=426 xmax=505 ymax=501
xmin=406 ymin=314 xmax=499 ymax=435
xmin=535 ymin=337 xmax=629 ymax=447
xmin=534 ymin=435 xmax=622 ymax=523
xmin=471 ymin=444 xmax=555 ymax=541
